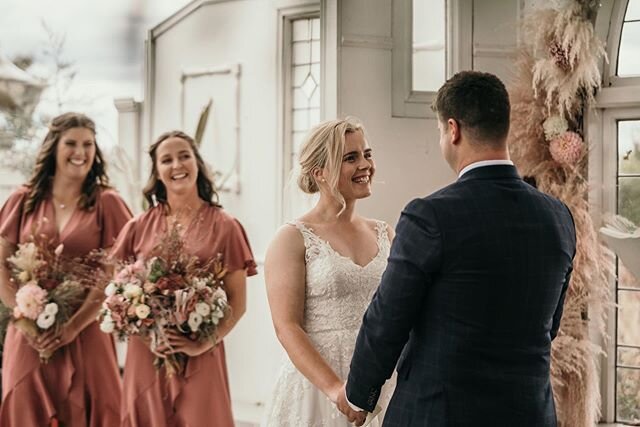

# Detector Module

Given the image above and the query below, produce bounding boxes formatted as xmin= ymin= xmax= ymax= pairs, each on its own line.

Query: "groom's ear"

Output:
xmin=448 ymin=118 xmax=461 ymax=145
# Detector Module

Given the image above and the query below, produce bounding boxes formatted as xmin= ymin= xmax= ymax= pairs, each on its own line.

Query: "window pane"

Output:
xmin=293 ymin=88 xmax=309 ymax=109
xmin=618 ymin=177 xmax=640 ymax=225
xmin=292 ymin=19 xmax=309 ymax=42
xmin=617 ymin=290 xmax=640 ymax=346
xmin=311 ymin=40 xmax=320 ymax=63
xmin=626 ymin=0 xmax=640 ymax=21
xmin=293 ymin=109 xmax=309 ymax=132
xmin=618 ymin=347 xmax=640 ymax=368
xmin=412 ymin=0 xmax=445 ymax=92
xmin=618 ymin=120 xmax=640 ymax=174
xmin=619 ymin=258 xmax=640 ymax=289
xmin=309 ymin=108 xmax=320 ymax=127
xmin=618 ymin=22 xmax=640 ymax=76
xmin=293 ymin=65 xmax=310 ymax=86
xmin=311 ymin=18 xmax=321 ymax=40
xmin=293 ymin=41 xmax=311 ymax=65
xmin=616 ymin=368 xmax=640 ymax=423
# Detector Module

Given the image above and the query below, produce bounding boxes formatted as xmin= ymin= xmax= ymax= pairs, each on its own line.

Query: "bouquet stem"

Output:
xmin=13 ymin=318 xmax=53 ymax=363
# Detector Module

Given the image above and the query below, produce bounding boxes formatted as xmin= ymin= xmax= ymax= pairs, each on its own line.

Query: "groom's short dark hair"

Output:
xmin=432 ymin=71 xmax=510 ymax=146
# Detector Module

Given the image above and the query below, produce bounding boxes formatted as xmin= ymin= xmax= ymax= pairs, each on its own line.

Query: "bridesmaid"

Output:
xmin=111 ymin=130 xmax=257 ymax=427
xmin=0 ymin=112 xmax=132 ymax=426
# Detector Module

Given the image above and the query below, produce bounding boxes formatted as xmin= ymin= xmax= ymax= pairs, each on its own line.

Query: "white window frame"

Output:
xmin=276 ymin=4 xmax=321 ymax=223
xmin=592 ymin=1 xmax=640 ymax=424
xmin=391 ymin=0 xmax=473 ymax=118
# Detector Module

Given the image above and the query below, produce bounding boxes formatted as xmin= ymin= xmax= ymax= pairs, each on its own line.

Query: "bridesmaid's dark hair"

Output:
xmin=142 ymin=130 xmax=221 ymax=208
xmin=25 ymin=112 xmax=110 ymax=215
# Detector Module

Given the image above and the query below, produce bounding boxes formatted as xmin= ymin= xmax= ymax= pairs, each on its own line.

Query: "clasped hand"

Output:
xmin=152 ymin=330 xmax=217 ymax=357
xmin=331 ymin=382 xmax=367 ymax=426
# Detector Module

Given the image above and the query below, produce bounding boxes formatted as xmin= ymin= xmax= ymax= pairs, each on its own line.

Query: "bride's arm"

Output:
xmin=265 ymin=225 xmax=344 ymax=403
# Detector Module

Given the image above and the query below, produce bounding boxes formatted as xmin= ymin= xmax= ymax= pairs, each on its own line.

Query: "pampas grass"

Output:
xmin=508 ymin=1 xmax=612 ymax=425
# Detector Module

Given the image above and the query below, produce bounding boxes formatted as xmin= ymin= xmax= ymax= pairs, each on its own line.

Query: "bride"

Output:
xmin=262 ymin=117 xmax=395 ymax=426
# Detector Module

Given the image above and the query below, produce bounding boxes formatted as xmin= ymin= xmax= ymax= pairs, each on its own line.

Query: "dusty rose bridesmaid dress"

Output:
xmin=111 ymin=203 xmax=257 ymax=427
xmin=0 ymin=186 xmax=132 ymax=427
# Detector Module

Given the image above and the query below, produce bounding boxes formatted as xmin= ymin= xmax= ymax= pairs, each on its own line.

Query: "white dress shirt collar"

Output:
xmin=458 ymin=160 xmax=514 ymax=178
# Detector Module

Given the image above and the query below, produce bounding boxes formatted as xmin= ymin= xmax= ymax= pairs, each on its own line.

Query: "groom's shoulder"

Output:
xmin=401 ymin=185 xmax=455 ymax=217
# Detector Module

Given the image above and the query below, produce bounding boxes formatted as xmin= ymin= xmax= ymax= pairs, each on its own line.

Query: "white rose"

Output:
xmin=44 ymin=302 xmax=59 ymax=316
xmin=211 ymin=306 xmax=225 ymax=321
xmin=36 ymin=312 xmax=56 ymax=329
xmin=212 ymin=288 xmax=227 ymax=302
xmin=105 ymin=282 xmax=118 ymax=297
xmin=188 ymin=312 xmax=203 ymax=332
xmin=135 ymin=304 xmax=151 ymax=319
xmin=123 ymin=283 xmax=143 ymax=299
xmin=100 ymin=318 xmax=115 ymax=333
xmin=195 ymin=302 xmax=211 ymax=317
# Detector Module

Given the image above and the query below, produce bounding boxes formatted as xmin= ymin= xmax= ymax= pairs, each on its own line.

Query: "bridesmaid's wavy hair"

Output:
xmin=24 ymin=112 xmax=110 ymax=215
xmin=297 ymin=117 xmax=367 ymax=210
xmin=143 ymin=130 xmax=221 ymax=208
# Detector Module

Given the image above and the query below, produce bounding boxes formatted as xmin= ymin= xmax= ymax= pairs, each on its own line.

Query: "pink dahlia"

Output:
xmin=549 ymin=131 xmax=584 ymax=166
xmin=15 ymin=282 xmax=47 ymax=320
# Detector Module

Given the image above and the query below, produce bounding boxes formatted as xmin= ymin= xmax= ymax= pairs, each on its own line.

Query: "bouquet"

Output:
xmin=7 ymin=232 xmax=96 ymax=362
xmin=100 ymin=225 xmax=229 ymax=376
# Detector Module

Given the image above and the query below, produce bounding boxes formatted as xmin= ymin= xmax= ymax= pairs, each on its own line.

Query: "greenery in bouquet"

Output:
xmin=99 ymin=225 xmax=229 ymax=376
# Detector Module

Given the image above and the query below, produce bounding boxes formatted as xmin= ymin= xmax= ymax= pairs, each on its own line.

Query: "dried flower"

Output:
xmin=54 ymin=244 xmax=64 ymax=257
xmin=543 ymin=115 xmax=569 ymax=141
xmin=549 ymin=40 xmax=572 ymax=71
xmin=8 ymin=242 xmax=44 ymax=276
xmin=549 ymin=131 xmax=584 ymax=165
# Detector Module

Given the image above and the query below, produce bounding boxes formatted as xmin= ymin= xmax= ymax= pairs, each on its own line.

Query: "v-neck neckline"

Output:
xmin=298 ymin=221 xmax=383 ymax=269
xmin=163 ymin=202 xmax=208 ymax=239
xmin=49 ymin=196 xmax=79 ymax=241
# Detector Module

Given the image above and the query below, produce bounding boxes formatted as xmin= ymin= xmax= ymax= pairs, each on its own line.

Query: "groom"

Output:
xmin=338 ymin=71 xmax=576 ymax=426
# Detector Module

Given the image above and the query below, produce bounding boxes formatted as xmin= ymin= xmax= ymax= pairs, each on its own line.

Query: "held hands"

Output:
xmin=154 ymin=330 xmax=216 ymax=357
xmin=330 ymin=382 xmax=367 ymax=426
xmin=28 ymin=321 xmax=82 ymax=358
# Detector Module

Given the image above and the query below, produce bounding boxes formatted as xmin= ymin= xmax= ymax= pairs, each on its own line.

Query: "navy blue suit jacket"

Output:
xmin=346 ymin=165 xmax=576 ymax=426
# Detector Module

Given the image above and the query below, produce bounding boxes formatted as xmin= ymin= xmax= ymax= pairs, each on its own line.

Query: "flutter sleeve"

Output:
xmin=223 ymin=218 xmax=257 ymax=277
xmin=110 ymin=217 xmax=137 ymax=261
xmin=0 ymin=187 xmax=29 ymax=246
xmin=99 ymin=189 xmax=133 ymax=249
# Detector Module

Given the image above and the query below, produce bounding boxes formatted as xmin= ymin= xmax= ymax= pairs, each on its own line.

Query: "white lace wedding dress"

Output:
xmin=262 ymin=220 xmax=396 ymax=427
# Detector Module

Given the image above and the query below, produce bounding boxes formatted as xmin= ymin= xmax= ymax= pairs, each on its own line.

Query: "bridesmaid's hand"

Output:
xmin=160 ymin=330 xmax=215 ymax=357
xmin=37 ymin=322 xmax=81 ymax=355
xmin=20 ymin=329 xmax=42 ymax=351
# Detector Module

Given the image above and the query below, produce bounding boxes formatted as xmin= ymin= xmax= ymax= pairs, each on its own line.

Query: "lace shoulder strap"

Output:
xmin=374 ymin=220 xmax=391 ymax=251
xmin=287 ymin=221 xmax=326 ymax=264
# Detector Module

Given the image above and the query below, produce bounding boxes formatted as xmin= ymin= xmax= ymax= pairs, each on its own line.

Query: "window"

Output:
xmin=600 ymin=109 xmax=640 ymax=424
xmin=596 ymin=1 xmax=640 ymax=422
xmin=412 ymin=0 xmax=446 ymax=92
xmin=392 ymin=0 xmax=472 ymax=118
xmin=614 ymin=119 xmax=640 ymax=423
xmin=618 ymin=0 xmax=640 ymax=76
xmin=281 ymin=15 xmax=321 ymax=220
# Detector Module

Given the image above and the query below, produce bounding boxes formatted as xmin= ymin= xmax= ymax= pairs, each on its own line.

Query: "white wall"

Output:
xmin=335 ymin=0 xmax=520 ymax=225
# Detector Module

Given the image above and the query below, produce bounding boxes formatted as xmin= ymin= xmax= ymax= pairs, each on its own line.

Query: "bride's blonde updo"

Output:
xmin=297 ymin=117 xmax=366 ymax=205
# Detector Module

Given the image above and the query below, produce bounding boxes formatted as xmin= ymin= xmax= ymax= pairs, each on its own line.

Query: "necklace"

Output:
xmin=52 ymin=195 xmax=80 ymax=210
